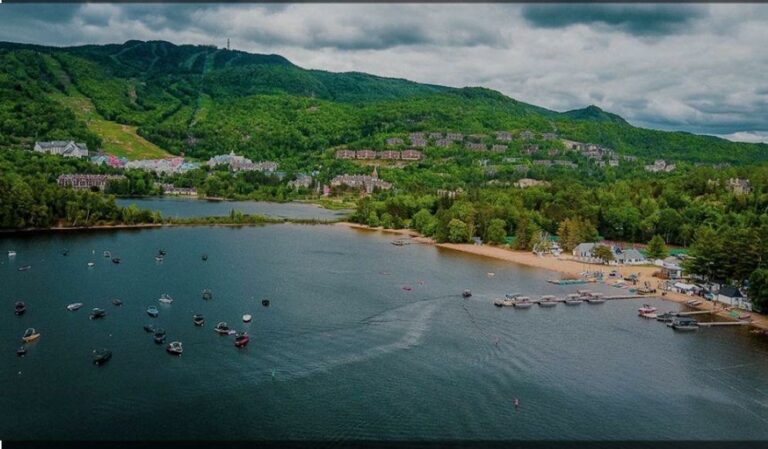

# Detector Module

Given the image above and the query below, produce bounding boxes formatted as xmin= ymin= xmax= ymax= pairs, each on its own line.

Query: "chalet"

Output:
xmin=522 ymin=144 xmax=539 ymax=155
xmin=466 ymin=143 xmax=487 ymax=152
xmin=435 ymin=138 xmax=453 ymax=147
xmin=335 ymin=149 xmax=356 ymax=159
xmin=57 ymin=174 xmax=125 ymax=191
xmin=34 ymin=141 xmax=89 ymax=158
xmin=519 ymin=130 xmax=534 ymax=140
xmin=386 ymin=138 xmax=404 ymax=147
xmin=378 ymin=150 xmax=401 ymax=160
xmin=608 ymin=159 xmax=620 ymax=167
xmin=514 ymin=178 xmax=549 ymax=188
xmin=495 ymin=131 xmax=513 ymax=142
xmin=410 ymin=138 xmax=428 ymax=148
xmin=562 ymin=140 xmax=585 ymax=151
xmin=401 ymin=149 xmax=424 ymax=161
xmin=726 ymin=178 xmax=752 ymax=195
xmin=428 ymin=132 xmax=444 ymax=139
xmin=660 ymin=261 xmax=683 ymax=279
xmin=717 ymin=285 xmax=749 ymax=310
xmin=356 ymin=150 xmax=377 ymax=160
xmin=614 ymin=248 xmax=646 ymax=265
xmin=408 ymin=132 xmax=425 ymax=141
xmin=288 ymin=174 xmax=313 ymax=190
xmin=446 ymin=132 xmax=464 ymax=141
xmin=491 ymin=144 xmax=508 ymax=153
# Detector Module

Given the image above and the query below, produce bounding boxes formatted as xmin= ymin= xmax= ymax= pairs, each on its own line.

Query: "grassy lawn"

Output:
xmin=52 ymin=93 xmax=170 ymax=161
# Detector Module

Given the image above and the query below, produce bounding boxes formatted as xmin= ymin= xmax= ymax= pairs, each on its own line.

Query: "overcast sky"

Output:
xmin=1 ymin=3 xmax=767 ymax=143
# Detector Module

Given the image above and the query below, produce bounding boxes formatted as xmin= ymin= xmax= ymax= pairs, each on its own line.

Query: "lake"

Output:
xmin=116 ymin=197 xmax=352 ymax=220
xmin=2 ymin=224 xmax=768 ymax=441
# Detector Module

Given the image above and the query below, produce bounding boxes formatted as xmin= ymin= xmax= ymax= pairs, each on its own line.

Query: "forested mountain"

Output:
xmin=0 ymin=39 xmax=766 ymax=164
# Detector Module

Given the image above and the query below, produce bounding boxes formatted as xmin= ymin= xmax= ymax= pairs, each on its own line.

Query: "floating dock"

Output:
xmin=698 ymin=321 xmax=751 ymax=327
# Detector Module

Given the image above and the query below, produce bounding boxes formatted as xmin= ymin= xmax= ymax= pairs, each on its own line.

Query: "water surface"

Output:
xmin=2 ymin=225 xmax=768 ymax=441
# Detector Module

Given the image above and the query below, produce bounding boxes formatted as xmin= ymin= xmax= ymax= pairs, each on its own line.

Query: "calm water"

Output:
xmin=116 ymin=197 xmax=352 ymax=220
xmin=2 ymin=225 xmax=768 ymax=441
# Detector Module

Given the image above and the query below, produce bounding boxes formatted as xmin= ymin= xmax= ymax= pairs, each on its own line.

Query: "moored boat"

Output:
xmin=655 ymin=312 xmax=677 ymax=323
xmin=493 ymin=298 xmax=514 ymax=307
xmin=214 ymin=322 xmax=230 ymax=335
xmin=670 ymin=317 xmax=699 ymax=331
xmin=16 ymin=346 xmax=27 ymax=357
xmin=158 ymin=249 xmax=167 ymax=256
xmin=67 ymin=302 xmax=84 ymax=311
xmin=686 ymin=299 xmax=703 ymax=307
xmin=564 ymin=294 xmax=583 ymax=305
xmin=158 ymin=294 xmax=173 ymax=304
xmin=261 ymin=299 xmax=270 ymax=307
xmin=234 ymin=332 xmax=250 ymax=348
xmin=146 ymin=306 xmax=159 ymax=317
xmin=193 ymin=314 xmax=205 ymax=326
xmin=112 ymin=299 xmax=123 ymax=306
xmin=111 ymin=258 xmax=121 ymax=264
xmin=18 ymin=265 xmax=31 ymax=271
xmin=585 ymin=293 xmax=606 ymax=304
xmin=462 ymin=290 xmax=472 ymax=298
xmin=87 ymin=262 xmax=95 ymax=268
xmin=153 ymin=329 xmax=167 ymax=344
xmin=155 ymin=255 xmax=164 ymax=262
xmin=8 ymin=250 xmax=16 ymax=257
xmin=638 ymin=304 xmax=657 ymax=315
xmin=202 ymin=254 xmax=208 ymax=261
xmin=90 ymin=308 xmax=107 ymax=320
xmin=93 ymin=349 xmax=112 ymax=366
xmin=242 ymin=314 xmax=252 ymax=323
xmin=538 ymin=295 xmax=558 ymax=307
xmin=166 ymin=341 xmax=183 ymax=355
xmin=15 ymin=301 xmax=27 ymax=316
xmin=143 ymin=324 xmax=156 ymax=333
xmin=202 ymin=289 xmax=213 ymax=300
xmin=513 ymin=296 xmax=533 ymax=309
xmin=22 ymin=328 xmax=40 ymax=343
xmin=103 ymin=251 xmax=111 ymax=258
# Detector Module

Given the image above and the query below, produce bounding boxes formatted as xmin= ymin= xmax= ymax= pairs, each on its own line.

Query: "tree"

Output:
xmin=749 ymin=269 xmax=768 ymax=313
xmin=411 ymin=208 xmax=437 ymax=236
xmin=485 ymin=218 xmax=507 ymax=244
xmin=366 ymin=211 xmax=380 ymax=227
xmin=646 ymin=235 xmax=668 ymax=260
xmin=591 ymin=245 xmax=615 ymax=264
xmin=447 ymin=218 xmax=470 ymax=243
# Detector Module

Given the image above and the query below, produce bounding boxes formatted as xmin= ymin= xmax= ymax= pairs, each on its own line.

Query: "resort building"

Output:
xmin=356 ymin=150 xmax=377 ymax=160
xmin=335 ymin=149 xmax=356 ymax=159
xmin=386 ymin=138 xmax=404 ymax=147
xmin=726 ymin=178 xmax=752 ymax=195
xmin=57 ymin=174 xmax=126 ymax=191
xmin=572 ymin=243 xmax=648 ymax=265
xmin=717 ymin=285 xmax=750 ymax=310
xmin=378 ymin=150 xmax=401 ymax=160
xmin=288 ymin=174 xmax=313 ymax=190
xmin=496 ymin=131 xmax=513 ymax=142
xmin=466 ymin=143 xmax=487 ymax=152
xmin=160 ymin=183 xmax=198 ymax=196
xmin=401 ymin=150 xmax=424 ymax=161
xmin=34 ymin=141 xmax=89 ymax=158
xmin=330 ymin=167 xmax=392 ymax=194
xmin=491 ymin=144 xmax=508 ymax=153
xmin=644 ymin=159 xmax=676 ymax=173
xmin=514 ymin=178 xmax=549 ymax=188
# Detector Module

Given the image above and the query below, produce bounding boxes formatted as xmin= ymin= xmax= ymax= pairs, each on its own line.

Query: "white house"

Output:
xmin=34 ymin=141 xmax=89 ymax=158
xmin=717 ymin=285 xmax=750 ymax=310
xmin=572 ymin=243 xmax=647 ymax=265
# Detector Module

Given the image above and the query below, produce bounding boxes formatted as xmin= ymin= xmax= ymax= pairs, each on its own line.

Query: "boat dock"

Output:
xmin=677 ymin=310 xmax=715 ymax=316
xmin=698 ymin=321 xmax=751 ymax=327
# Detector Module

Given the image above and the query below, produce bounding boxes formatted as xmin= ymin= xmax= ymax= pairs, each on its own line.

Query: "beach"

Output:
xmin=339 ymin=222 xmax=768 ymax=331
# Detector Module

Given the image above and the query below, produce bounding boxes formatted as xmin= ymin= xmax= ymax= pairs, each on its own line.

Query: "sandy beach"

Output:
xmin=339 ymin=222 xmax=768 ymax=331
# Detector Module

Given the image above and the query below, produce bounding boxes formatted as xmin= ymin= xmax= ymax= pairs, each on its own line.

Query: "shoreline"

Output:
xmin=337 ymin=222 xmax=768 ymax=331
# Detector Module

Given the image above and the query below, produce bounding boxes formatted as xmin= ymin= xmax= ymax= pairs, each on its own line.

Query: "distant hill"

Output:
xmin=0 ymin=39 xmax=765 ymax=163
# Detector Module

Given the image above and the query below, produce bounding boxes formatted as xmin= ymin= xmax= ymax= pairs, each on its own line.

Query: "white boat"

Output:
xmin=8 ymin=250 xmax=16 ymax=257
xmin=513 ymin=296 xmax=533 ymax=309
xmin=538 ymin=295 xmax=558 ymax=307
xmin=564 ymin=294 xmax=583 ymax=305
xmin=638 ymin=304 xmax=657 ymax=315
xmin=242 ymin=314 xmax=252 ymax=323
xmin=87 ymin=262 xmax=95 ymax=268
xmin=166 ymin=341 xmax=183 ymax=355
xmin=103 ymin=251 xmax=111 ymax=258
xmin=158 ymin=294 xmax=174 ymax=304
xmin=66 ymin=302 xmax=84 ymax=311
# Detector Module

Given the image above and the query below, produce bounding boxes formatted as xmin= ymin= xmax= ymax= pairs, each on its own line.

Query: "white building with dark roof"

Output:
xmin=34 ymin=141 xmax=89 ymax=158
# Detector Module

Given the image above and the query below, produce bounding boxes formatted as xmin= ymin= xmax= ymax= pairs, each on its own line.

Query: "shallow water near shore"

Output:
xmin=2 ymin=224 xmax=768 ymax=441
xmin=116 ymin=197 xmax=352 ymax=220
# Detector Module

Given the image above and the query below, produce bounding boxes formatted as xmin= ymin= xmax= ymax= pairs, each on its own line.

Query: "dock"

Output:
xmin=698 ymin=321 xmax=751 ymax=327
xmin=677 ymin=310 xmax=715 ymax=316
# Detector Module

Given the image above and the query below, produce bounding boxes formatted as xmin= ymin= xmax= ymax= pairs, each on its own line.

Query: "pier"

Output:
xmin=698 ymin=321 xmax=751 ymax=327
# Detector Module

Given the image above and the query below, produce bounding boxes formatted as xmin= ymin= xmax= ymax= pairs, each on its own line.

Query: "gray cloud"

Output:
xmin=521 ymin=4 xmax=709 ymax=36
xmin=0 ymin=4 xmax=765 ymax=142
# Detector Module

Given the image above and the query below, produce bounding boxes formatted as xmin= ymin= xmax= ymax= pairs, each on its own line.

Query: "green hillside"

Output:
xmin=0 ymin=39 xmax=765 ymax=164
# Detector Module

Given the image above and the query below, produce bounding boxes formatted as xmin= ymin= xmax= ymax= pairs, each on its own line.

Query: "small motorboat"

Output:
xmin=670 ymin=317 xmax=699 ymax=331
xmin=93 ymin=349 xmax=112 ymax=366
xmin=153 ymin=329 xmax=167 ymax=344
xmin=8 ymin=250 xmax=16 ymax=257
xmin=513 ymin=297 xmax=533 ymax=309
xmin=234 ymin=332 xmax=250 ymax=348
xmin=585 ymin=293 xmax=606 ymax=304
xmin=202 ymin=289 xmax=213 ymax=300
xmin=15 ymin=301 xmax=27 ymax=316
xmin=242 ymin=314 xmax=252 ymax=323
xmin=214 ymin=322 xmax=230 ymax=335
xmin=202 ymin=254 xmax=208 ymax=261
xmin=158 ymin=249 xmax=167 ymax=257
xmin=103 ymin=251 xmax=111 ymax=258
xmin=62 ymin=249 xmax=69 ymax=256
xmin=111 ymin=258 xmax=121 ymax=264
xmin=22 ymin=328 xmax=40 ymax=343
xmin=18 ymin=265 xmax=31 ymax=271
xmin=538 ymin=295 xmax=558 ymax=307
xmin=67 ymin=302 xmax=84 ymax=311
xmin=112 ymin=299 xmax=123 ymax=306
xmin=564 ymin=294 xmax=583 ymax=305
xmin=505 ymin=293 xmax=522 ymax=300
xmin=146 ymin=306 xmax=159 ymax=318
xmin=90 ymin=308 xmax=107 ymax=320
xmin=154 ymin=255 xmax=164 ymax=262
xmin=143 ymin=324 xmax=156 ymax=333
xmin=166 ymin=341 xmax=183 ymax=355
xmin=87 ymin=262 xmax=95 ymax=268
xmin=16 ymin=346 xmax=27 ymax=357
xmin=402 ymin=285 xmax=413 ymax=291
xmin=158 ymin=294 xmax=173 ymax=304
xmin=638 ymin=304 xmax=657 ymax=315
xmin=462 ymin=290 xmax=472 ymax=298
xmin=261 ymin=299 xmax=270 ymax=307
xmin=639 ymin=312 xmax=658 ymax=319
xmin=655 ymin=312 xmax=677 ymax=323
xmin=739 ymin=313 xmax=752 ymax=321
xmin=493 ymin=298 xmax=515 ymax=307
xmin=686 ymin=299 xmax=703 ymax=307
xmin=193 ymin=314 xmax=205 ymax=326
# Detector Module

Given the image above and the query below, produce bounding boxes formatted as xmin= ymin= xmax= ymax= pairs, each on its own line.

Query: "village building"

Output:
xmin=437 ymin=188 xmax=463 ymax=199
xmin=428 ymin=132 xmax=444 ymax=140
xmin=572 ymin=243 xmax=647 ymax=265
xmin=533 ymin=160 xmax=553 ymax=167
xmin=542 ymin=132 xmax=558 ymax=140
xmin=160 ymin=183 xmax=198 ymax=196
xmin=495 ymin=131 xmax=513 ymax=142
xmin=644 ymin=159 xmax=676 ymax=173
xmin=514 ymin=178 xmax=549 ymax=188
xmin=335 ymin=149 xmax=356 ymax=159
xmin=522 ymin=144 xmax=539 ymax=155
xmin=410 ymin=138 xmax=428 ymax=148
xmin=408 ymin=132 xmax=425 ymax=141
xmin=553 ymin=160 xmax=577 ymax=168
xmin=446 ymin=132 xmax=464 ymax=141
xmin=467 ymin=134 xmax=488 ymax=142
xmin=401 ymin=149 xmax=424 ymax=161
xmin=503 ymin=157 xmax=521 ymax=163
xmin=356 ymin=149 xmax=377 ymax=160
xmin=608 ymin=159 xmax=620 ymax=167
xmin=288 ymin=173 xmax=313 ymax=190
xmin=466 ymin=143 xmax=487 ymax=152
xmin=717 ymin=285 xmax=750 ymax=310
xmin=34 ymin=141 xmax=89 ymax=158
xmin=91 ymin=154 xmax=128 ymax=168
xmin=513 ymin=165 xmax=529 ymax=174
xmin=622 ymin=155 xmax=638 ymax=162
xmin=378 ymin=150 xmax=401 ymax=160
xmin=57 ymin=174 xmax=126 ymax=191
xmin=491 ymin=144 xmax=508 ymax=153
xmin=435 ymin=138 xmax=453 ymax=148
xmin=562 ymin=140 xmax=585 ymax=151
xmin=519 ymin=130 xmax=535 ymax=140
xmin=386 ymin=137 xmax=404 ymax=147
xmin=330 ymin=167 xmax=392 ymax=194
xmin=726 ymin=178 xmax=752 ymax=195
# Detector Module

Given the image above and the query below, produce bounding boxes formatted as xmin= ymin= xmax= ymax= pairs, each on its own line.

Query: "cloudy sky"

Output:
xmin=1 ymin=3 xmax=767 ymax=142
